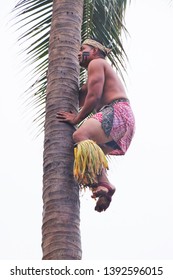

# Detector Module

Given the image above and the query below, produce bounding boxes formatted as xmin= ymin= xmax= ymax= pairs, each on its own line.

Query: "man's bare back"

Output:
xmin=85 ymin=58 xmax=127 ymax=111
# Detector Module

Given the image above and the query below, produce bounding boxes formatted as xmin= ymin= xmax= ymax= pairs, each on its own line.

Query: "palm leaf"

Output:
xmin=81 ymin=0 xmax=129 ymax=83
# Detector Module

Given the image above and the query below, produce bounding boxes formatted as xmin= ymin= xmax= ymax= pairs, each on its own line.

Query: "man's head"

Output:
xmin=78 ymin=38 xmax=112 ymax=68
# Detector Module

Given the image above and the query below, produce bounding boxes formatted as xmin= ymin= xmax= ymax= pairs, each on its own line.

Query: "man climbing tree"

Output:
xmin=56 ymin=38 xmax=135 ymax=213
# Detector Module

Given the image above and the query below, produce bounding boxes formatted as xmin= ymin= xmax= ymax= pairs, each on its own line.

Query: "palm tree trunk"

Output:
xmin=42 ymin=0 xmax=84 ymax=260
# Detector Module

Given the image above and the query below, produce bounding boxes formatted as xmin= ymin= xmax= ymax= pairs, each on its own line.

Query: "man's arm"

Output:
xmin=79 ymin=83 xmax=87 ymax=108
xmin=74 ymin=60 xmax=105 ymax=124
xmin=56 ymin=60 xmax=105 ymax=125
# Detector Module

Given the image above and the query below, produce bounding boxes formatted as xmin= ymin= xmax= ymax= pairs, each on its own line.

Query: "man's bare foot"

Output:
xmin=91 ymin=182 xmax=116 ymax=212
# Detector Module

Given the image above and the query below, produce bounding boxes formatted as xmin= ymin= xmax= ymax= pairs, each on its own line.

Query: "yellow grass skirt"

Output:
xmin=73 ymin=140 xmax=108 ymax=186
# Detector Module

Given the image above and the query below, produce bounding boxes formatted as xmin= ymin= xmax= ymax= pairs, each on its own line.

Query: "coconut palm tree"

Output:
xmin=14 ymin=0 xmax=129 ymax=260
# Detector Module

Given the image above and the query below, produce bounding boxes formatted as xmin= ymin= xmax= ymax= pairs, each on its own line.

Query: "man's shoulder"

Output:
xmin=88 ymin=58 xmax=105 ymax=69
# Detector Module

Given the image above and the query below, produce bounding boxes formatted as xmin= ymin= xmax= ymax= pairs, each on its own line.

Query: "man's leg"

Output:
xmin=73 ymin=118 xmax=113 ymax=144
xmin=73 ymin=118 xmax=116 ymax=212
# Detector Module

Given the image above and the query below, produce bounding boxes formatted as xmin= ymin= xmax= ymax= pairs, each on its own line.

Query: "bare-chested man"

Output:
xmin=56 ymin=38 xmax=135 ymax=212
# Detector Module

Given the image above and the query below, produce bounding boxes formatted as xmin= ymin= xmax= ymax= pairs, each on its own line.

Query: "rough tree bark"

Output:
xmin=42 ymin=0 xmax=84 ymax=260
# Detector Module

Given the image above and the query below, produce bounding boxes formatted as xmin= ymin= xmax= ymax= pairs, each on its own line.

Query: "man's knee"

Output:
xmin=72 ymin=130 xmax=78 ymax=143
xmin=73 ymin=130 xmax=87 ymax=143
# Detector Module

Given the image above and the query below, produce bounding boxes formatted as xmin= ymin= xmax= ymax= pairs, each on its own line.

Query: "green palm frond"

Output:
xmin=13 ymin=0 xmax=52 ymax=134
xmin=81 ymin=0 xmax=129 ymax=83
xmin=13 ymin=0 xmax=129 ymax=133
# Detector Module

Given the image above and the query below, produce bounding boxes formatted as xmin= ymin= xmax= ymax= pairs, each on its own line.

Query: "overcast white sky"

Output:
xmin=0 ymin=0 xmax=173 ymax=261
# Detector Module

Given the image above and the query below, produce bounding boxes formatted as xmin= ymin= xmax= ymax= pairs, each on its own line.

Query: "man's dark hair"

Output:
xmin=97 ymin=49 xmax=106 ymax=58
xmin=90 ymin=37 xmax=107 ymax=58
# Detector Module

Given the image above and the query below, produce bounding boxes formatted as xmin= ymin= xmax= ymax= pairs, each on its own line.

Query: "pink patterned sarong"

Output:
xmin=91 ymin=100 xmax=135 ymax=155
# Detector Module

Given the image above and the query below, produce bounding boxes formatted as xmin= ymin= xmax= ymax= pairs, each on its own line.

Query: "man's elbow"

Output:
xmin=90 ymin=94 xmax=101 ymax=106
